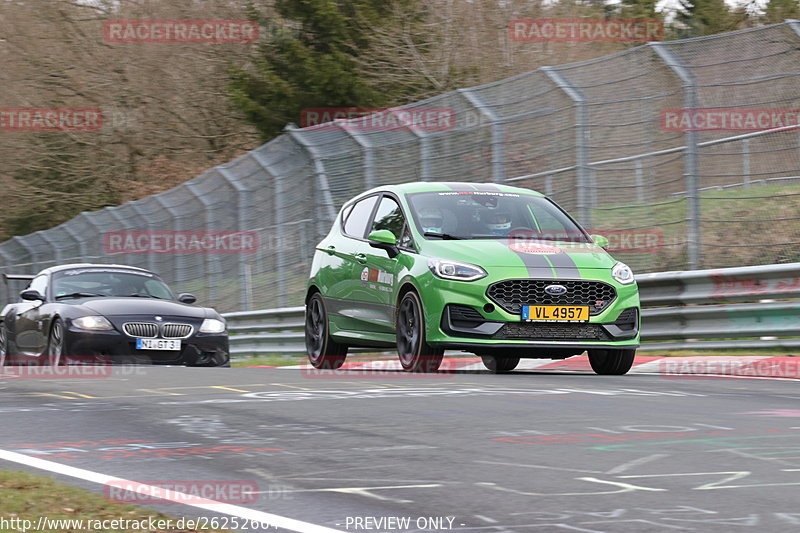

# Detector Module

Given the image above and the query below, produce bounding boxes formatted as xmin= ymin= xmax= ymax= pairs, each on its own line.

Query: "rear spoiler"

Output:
xmin=2 ymin=273 xmax=35 ymax=285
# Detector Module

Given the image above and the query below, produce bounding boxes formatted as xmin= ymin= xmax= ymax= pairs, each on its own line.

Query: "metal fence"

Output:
xmin=223 ymin=262 xmax=800 ymax=358
xmin=2 ymin=22 xmax=800 ymax=312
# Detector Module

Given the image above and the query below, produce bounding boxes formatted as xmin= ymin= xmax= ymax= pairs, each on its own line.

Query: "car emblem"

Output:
xmin=544 ymin=284 xmax=567 ymax=296
xmin=155 ymin=316 xmax=163 ymax=321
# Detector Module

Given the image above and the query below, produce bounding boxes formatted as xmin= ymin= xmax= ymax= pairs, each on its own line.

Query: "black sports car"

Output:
xmin=0 ymin=264 xmax=229 ymax=367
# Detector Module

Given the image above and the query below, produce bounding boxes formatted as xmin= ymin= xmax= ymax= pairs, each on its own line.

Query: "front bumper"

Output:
xmin=63 ymin=327 xmax=229 ymax=366
xmin=419 ymin=270 xmax=640 ymax=355
xmin=435 ymin=303 xmax=639 ymax=355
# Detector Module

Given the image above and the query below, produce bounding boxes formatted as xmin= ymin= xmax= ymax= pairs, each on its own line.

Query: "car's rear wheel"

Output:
xmin=481 ymin=355 xmax=520 ymax=374
xmin=396 ymin=291 xmax=443 ymax=372
xmin=305 ymin=293 xmax=347 ymax=369
xmin=45 ymin=319 xmax=66 ymax=367
xmin=588 ymin=348 xmax=635 ymax=375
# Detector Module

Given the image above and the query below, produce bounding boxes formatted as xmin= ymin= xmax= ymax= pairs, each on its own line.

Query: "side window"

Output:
xmin=343 ymin=196 xmax=379 ymax=238
xmin=371 ymin=196 xmax=407 ymax=241
xmin=27 ymin=275 xmax=48 ymax=299
xmin=340 ymin=204 xmax=354 ymax=226
xmin=398 ymin=224 xmax=414 ymax=249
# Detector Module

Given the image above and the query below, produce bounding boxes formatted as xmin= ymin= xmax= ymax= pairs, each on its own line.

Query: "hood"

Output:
xmin=420 ymin=238 xmax=617 ymax=270
xmin=78 ymin=297 xmax=209 ymax=319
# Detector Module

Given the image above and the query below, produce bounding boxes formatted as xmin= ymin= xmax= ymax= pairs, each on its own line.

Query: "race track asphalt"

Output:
xmin=2 ymin=363 xmax=800 ymax=532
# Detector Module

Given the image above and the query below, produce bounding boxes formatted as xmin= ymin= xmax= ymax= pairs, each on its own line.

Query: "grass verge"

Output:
xmin=0 ymin=470 xmax=227 ymax=532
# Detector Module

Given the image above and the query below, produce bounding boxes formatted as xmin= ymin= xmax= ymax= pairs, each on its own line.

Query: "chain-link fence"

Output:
xmin=2 ymin=22 xmax=799 ymax=312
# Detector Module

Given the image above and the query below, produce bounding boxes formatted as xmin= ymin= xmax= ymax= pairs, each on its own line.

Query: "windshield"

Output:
xmin=407 ymin=191 xmax=591 ymax=242
xmin=51 ymin=268 xmax=176 ymax=300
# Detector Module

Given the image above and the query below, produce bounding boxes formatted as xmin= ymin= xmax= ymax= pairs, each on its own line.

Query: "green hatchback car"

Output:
xmin=305 ymin=182 xmax=640 ymax=374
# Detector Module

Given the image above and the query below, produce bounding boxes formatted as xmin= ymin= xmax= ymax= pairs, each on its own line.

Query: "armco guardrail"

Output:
xmin=637 ymin=262 xmax=800 ymax=350
xmin=223 ymin=263 xmax=800 ymax=358
xmin=223 ymin=306 xmax=306 ymax=356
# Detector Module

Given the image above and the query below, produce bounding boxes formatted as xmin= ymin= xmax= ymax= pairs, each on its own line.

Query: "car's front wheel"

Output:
xmin=588 ymin=349 xmax=635 ymax=375
xmin=481 ymin=355 xmax=520 ymax=373
xmin=396 ymin=291 xmax=443 ymax=372
xmin=45 ymin=319 xmax=66 ymax=367
xmin=305 ymin=293 xmax=347 ymax=369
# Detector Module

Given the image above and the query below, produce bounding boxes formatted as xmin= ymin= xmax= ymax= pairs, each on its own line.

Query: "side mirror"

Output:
xmin=178 ymin=293 xmax=197 ymax=304
xmin=367 ymin=230 xmax=400 ymax=258
xmin=20 ymin=289 xmax=44 ymax=302
xmin=591 ymin=234 xmax=609 ymax=248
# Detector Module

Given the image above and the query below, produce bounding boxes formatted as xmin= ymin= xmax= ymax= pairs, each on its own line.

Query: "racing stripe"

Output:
xmin=544 ymin=253 xmax=582 ymax=279
xmin=470 ymin=183 xmax=502 ymax=192
xmin=512 ymin=249 xmax=556 ymax=279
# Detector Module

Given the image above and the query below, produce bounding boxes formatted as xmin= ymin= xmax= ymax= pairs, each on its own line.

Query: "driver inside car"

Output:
xmin=419 ymin=207 xmax=445 ymax=234
xmin=481 ymin=210 xmax=513 ymax=236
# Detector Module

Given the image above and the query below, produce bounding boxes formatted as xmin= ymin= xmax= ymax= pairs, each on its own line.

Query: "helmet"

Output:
xmin=419 ymin=207 xmax=444 ymax=234
xmin=481 ymin=210 xmax=512 ymax=235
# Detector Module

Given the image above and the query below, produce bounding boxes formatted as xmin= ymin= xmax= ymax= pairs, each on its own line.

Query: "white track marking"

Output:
xmin=605 ymin=454 xmax=671 ymax=475
xmin=0 ymin=449 xmax=344 ymax=533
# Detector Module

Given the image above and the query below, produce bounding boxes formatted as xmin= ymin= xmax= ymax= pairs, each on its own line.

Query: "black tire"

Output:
xmin=396 ymin=291 xmax=444 ymax=373
xmin=45 ymin=319 xmax=66 ymax=367
xmin=588 ymin=349 xmax=636 ymax=375
xmin=0 ymin=323 xmax=7 ymax=369
xmin=305 ymin=293 xmax=347 ymax=369
xmin=481 ymin=355 xmax=520 ymax=374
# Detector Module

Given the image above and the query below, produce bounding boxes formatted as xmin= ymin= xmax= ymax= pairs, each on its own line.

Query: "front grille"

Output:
xmin=487 ymin=279 xmax=616 ymax=315
xmin=123 ymin=322 xmax=158 ymax=338
xmin=162 ymin=323 xmax=193 ymax=339
xmin=495 ymin=322 xmax=609 ymax=341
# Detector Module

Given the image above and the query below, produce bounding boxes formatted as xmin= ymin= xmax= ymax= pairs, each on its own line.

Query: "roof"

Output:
xmin=356 ymin=181 xmax=545 ymax=199
xmin=35 ymin=263 xmax=152 ymax=276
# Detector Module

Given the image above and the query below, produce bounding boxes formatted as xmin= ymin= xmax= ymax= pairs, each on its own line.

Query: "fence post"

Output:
xmin=285 ymin=126 xmax=338 ymax=234
xmin=651 ymin=43 xmax=701 ymax=270
xmin=218 ymin=166 xmax=254 ymax=311
xmin=338 ymin=121 xmax=375 ymax=190
xmin=459 ymin=88 xmax=505 ymax=183
xmin=129 ymin=204 xmax=158 ymax=275
xmin=38 ymin=231 xmax=61 ymax=265
xmin=248 ymin=153 xmax=287 ymax=309
xmin=400 ymin=109 xmax=432 ymax=181
xmin=185 ymin=181 xmax=219 ymax=307
xmin=741 ymin=138 xmax=751 ymax=188
xmin=541 ymin=67 xmax=591 ymax=228
xmin=62 ymin=221 xmax=89 ymax=263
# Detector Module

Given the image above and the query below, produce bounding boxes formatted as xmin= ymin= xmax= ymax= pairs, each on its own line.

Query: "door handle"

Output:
xmin=354 ymin=253 xmax=368 ymax=264
xmin=324 ymin=246 xmax=336 ymax=256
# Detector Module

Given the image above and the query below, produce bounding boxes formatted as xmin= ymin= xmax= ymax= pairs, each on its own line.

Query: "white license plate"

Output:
xmin=136 ymin=338 xmax=181 ymax=351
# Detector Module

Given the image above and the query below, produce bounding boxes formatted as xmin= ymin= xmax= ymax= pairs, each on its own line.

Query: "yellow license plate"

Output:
xmin=522 ymin=305 xmax=589 ymax=322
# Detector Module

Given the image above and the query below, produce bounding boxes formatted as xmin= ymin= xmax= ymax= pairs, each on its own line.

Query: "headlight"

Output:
xmin=72 ymin=316 xmax=114 ymax=331
xmin=612 ymin=262 xmax=635 ymax=285
xmin=427 ymin=258 xmax=487 ymax=281
xmin=199 ymin=318 xmax=226 ymax=334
